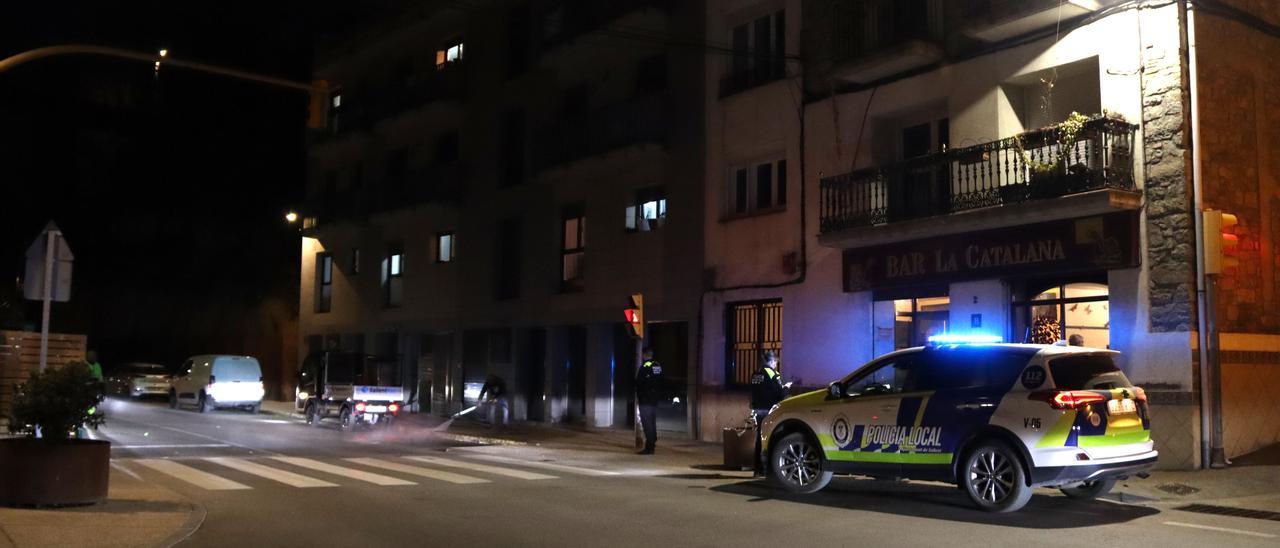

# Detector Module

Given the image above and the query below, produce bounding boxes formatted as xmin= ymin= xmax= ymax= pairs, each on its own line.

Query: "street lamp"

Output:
xmin=285 ymin=211 xmax=299 ymax=223
xmin=155 ymin=48 xmax=167 ymax=72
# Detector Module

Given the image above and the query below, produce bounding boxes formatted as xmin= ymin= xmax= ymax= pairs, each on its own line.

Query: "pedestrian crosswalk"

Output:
xmin=117 ymin=453 xmax=622 ymax=493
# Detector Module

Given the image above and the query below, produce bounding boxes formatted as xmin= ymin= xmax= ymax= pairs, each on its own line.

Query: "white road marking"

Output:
xmin=458 ymin=454 xmax=620 ymax=476
xmin=109 ymin=461 xmax=143 ymax=481
xmin=206 ymin=457 xmax=337 ymax=488
xmin=115 ymin=443 xmax=232 ymax=449
xmin=270 ymin=457 xmax=416 ymax=486
xmin=345 ymin=458 xmax=489 ymax=485
xmin=1163 ymin=521 xmax=1277 ymax=539
xmin=258 ymin=419 xmax=293 ymax=424
xmin=134 ymin=458 xmax=251 ymax=490
xmin=404 ymin=455 xmax=557 ymax=480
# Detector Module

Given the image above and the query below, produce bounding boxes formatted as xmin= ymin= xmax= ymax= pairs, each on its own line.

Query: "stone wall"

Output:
xmin=1195 ymin=0 xmax=1280 ymax=334
xmin=1141 ymin=9 xmax=1196 ymax=333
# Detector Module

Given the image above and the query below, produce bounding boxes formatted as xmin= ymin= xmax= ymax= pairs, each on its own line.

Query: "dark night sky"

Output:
xmin=0 ymin=1 xmax=381 ymax=369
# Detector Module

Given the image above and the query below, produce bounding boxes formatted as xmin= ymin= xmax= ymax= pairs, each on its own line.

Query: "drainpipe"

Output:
xmin=1181 ymin=0 xmax=1216 ymax=469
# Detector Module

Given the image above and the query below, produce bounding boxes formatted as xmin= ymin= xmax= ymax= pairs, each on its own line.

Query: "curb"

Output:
xmin=157 ymin=497 xmax=207 ymax=548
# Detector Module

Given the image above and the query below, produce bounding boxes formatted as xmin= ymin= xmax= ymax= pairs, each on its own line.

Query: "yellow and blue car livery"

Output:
xmin=761 ymin=343 xmax=1157 ymax=490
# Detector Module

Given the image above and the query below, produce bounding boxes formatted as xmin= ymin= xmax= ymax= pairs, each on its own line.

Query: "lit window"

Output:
xmin=437 ymin=40 xmax=464 ymax=69
xmin=383 ymin=244 xmax=404 ymax=308
xmin=626 ymin=187 xmax=667 ymax=232
xmin=561 ymin=208 xmax=585 ymax=291
xmin=331 ymin=94 xmax=342 ymax=108
xmin=436 ymin=232 xmax=455 ymax=263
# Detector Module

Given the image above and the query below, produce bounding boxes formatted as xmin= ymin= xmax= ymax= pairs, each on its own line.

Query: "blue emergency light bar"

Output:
xmin=926 ymin=333 xmax=1003 ymax=345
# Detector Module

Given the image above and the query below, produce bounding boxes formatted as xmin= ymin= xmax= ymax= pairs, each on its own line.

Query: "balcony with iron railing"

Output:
xmin=533 ymin=94 xmax=671 ymax=172
xmin=819 ymin=116 xmax=1138 ymax=243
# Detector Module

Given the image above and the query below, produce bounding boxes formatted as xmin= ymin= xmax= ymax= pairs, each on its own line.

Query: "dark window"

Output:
xmin=726 ymin=300 xmax=783 ymax=386
xmin=315 ymin=253 xmax=332 ymax=313
xmin=382 ymin=243 xmax=404 ymax=308
xmin=351 ymin=248 xmax=361 ymax=275
xmin=562 ymin=85 xmax=588 ymax=118
xmin=495 ymin=218 xmax=521 ymax=300
xmin=501 ymin=110 xmax=526 ymax=187
xmin=561 ymin=206 xmax=585 ymax=291
xmin=724 ymin=10 xmax=786 ymax=96
xmin=730 ymin=159 xmax=786 ymax=215
xmin=436 ymin=132 xmax=459 ymax=164
xmin=756 ymin=163 xmax=773 ymax=210
xmin=387 ymin=149 xmax=408 ymax=201
xmin=636 ymin=54 xmax=667 ymax=93
xmin=1049 ymin=355 xmax=1133 ymax=390
xmin=625 ymin=187 xmax=667 ymax=232
xmin=506 ymin=5 xmax=530 ymax=78
xmin=436 ymin=232 xmax=455 ymax=263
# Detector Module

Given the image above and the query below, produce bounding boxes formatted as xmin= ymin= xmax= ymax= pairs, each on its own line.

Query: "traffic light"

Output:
xmin=1203 ymin=209 xmax=1239 ymax=274
xmin=306 ymin=80 xmax=330 ymax=129
xmin=624 ymin=293 xmax=644 ymax=340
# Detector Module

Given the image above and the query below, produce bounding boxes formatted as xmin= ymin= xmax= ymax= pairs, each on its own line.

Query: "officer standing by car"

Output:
xmin=750 ymin=350 xmax=787 ymax=475
xmin=635 ymin=347 xmax=663 ymax=455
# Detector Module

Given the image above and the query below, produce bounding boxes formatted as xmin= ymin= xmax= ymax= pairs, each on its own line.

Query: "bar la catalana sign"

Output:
xmin=843 ymin=212 xmax=1139 ymax=292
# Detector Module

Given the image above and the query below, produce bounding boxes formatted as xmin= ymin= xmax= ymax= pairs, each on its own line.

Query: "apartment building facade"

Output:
xmin=299 ymin=0 xmax=706 ymax=432
xmin=699 ymin=0 xmax=1280 ymax=469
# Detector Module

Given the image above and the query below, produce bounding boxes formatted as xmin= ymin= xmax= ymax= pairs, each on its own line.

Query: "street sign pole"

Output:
xmin=38 ymin=229 xmax=58 ymax=372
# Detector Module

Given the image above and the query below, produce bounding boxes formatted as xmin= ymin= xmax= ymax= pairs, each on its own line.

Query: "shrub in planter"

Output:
xmin=1 ymin=362 xmax=110 ymax=507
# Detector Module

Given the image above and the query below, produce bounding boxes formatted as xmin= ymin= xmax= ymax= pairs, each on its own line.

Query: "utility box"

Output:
xmin=722 ymin=426 xmax=756 ymax=470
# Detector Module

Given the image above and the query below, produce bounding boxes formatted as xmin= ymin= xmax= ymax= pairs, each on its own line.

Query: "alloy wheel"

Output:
xmin=969 ymin=449 xmax=1015 ymax=504
xmin=778 ymin=441 xmax=821 ymax=486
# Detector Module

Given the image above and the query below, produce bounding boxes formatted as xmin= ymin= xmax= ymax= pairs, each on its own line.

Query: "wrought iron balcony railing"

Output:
xmin=819 ymin=116 xmax=1136 ymax=233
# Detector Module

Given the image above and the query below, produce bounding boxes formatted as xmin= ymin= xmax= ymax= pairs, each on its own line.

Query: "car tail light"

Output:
xmin=208 ymin=375 xmax=216 ymax=386
xmin=355 ymin=402 xmax=366 ymax=412
xmin=1029 ymin=390 xmax=1106 ymax=410
xmin=388 ymin=403 xmax=399 ymax=414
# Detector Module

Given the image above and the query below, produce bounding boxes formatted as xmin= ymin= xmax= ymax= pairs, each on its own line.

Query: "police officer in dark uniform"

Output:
xmin=750 ymin=350 xmax=787 ymax=475
xmin=635 ymin=347 xmax=663 ymax=455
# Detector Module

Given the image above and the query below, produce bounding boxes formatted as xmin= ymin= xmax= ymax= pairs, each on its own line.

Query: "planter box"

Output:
xmin=0 ymin=438 xmax=109 ymax=507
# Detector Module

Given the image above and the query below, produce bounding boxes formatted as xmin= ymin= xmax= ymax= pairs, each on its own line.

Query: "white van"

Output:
xmin=169 ymin=355 xmax=265 ymax=413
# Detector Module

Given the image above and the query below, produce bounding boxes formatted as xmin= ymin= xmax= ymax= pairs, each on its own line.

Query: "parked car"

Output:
xmin=105 ymin=362 xmax=171 ymax=398
xmin=760 ymin=338 xmax=1156 ymax=513
xmin=169 ymin=355 xmax=265 ymax=413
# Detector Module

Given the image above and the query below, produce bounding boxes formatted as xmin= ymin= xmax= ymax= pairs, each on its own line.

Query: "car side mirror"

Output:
xmin=827 ymin=382 xmax=844 ymax=399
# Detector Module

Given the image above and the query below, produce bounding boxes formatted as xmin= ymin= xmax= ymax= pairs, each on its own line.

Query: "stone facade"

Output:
xmin=1140 ymin=20 xmax=1195 ymax=333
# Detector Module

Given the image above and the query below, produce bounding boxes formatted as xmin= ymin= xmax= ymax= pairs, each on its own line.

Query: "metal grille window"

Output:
xmin=726 ymin=300 xmax=783 ymax=386
xmin=315 ymin=253 xmax=332 ymax=313
xmin=561 ymin=207 xmax=585 ymax=291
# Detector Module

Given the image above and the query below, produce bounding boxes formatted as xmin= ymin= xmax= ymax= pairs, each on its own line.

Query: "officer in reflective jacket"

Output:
xmin=750 ymin=351 xmax=787 ymax=475
xmin=635 ymin=347 xmax=663 ymax=455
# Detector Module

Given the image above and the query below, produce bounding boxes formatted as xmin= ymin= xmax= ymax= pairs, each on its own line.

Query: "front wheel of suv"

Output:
xmin=961 ymin=441 xmax=1033 ymax=513
xmin=768 ymin=432 xmax=833 ymax=494
xmin=1060 ymin=478 xmax=1115 ymax=500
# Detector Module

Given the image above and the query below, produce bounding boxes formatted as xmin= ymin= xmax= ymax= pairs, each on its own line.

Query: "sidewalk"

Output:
xmin=0 ymin=463 xmax=201 ymax=548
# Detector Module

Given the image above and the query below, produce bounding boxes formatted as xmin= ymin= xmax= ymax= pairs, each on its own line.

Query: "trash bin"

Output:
xmin=722 ymin=426 xmax=756 ymax=470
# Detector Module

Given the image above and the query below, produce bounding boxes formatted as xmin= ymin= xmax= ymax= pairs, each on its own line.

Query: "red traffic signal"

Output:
xmin=624 ymin=293 xmax=644 ymax=340
xmin=1203 ymin=210 xmax=1240 ymax=274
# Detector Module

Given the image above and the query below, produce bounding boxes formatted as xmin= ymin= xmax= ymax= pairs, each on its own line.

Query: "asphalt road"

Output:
xmin=94 ymin=398 xmax=1280 ymax=547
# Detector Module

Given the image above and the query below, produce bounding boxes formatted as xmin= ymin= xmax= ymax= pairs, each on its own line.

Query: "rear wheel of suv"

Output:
xmin=961 ymin=441 xmax=1032 ymax=513
xmin=769 ymin=432 xmax=833 ymax=494
xmin=1060 ymin=478 xmax=1115 ymax=500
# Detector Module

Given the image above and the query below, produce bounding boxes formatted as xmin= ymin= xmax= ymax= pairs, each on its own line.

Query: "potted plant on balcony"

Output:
xmin=0 ymin=362 xmax=110 ymax=507
xmin=1016 ymin=111 xmax=1091 ymax=200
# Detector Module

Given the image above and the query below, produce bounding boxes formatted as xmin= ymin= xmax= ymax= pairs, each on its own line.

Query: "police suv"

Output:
xmin=759 ymin=338 xmax=1157 ymax=512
